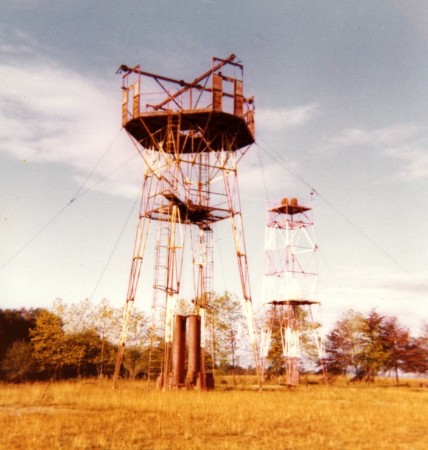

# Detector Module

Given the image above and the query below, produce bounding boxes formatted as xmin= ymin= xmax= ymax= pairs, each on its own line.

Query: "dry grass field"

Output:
xmin=0 ymin=377 xmax=427 ymax=450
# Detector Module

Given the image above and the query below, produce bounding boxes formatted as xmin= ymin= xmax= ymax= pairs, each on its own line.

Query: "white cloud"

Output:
xmin=319 ymin=123 xmax=428 ymax=180
xmin=0 ymin=27 xmax=46 ymax=56
xmin=384 ymin=145 xmax=428 ymax=179
xmin=327 ymin=267 xmax=427 ymax=295
xmin=0 ymin=32 xmax=143 ymax=198
xmin=321 ymin=123 xmax=422 ymax=152
xmin=321 ymin=267 xmax=428 ymax=331
xmin=0 ymin=62 xmax=116 ymax=160
xmin=256 ymin=103 xmax=318 ymax=133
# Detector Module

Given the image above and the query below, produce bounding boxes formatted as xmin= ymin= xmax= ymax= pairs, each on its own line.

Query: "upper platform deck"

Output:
xmin=267 ymin=300 xmax=320 ymax=306
xmin=124 ymin=109 xmax=254 ymax=153
xmin=119 ymin=55 xmax=255 ymax=153
xmin=268 ymin=197 xmax=311 ymax=216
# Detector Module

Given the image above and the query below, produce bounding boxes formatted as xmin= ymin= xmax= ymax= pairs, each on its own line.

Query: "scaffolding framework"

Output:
xmin=261 ymin=197 xmax=323 ymax=386
xmin=112 ymin=55 xmax=260 ymax=388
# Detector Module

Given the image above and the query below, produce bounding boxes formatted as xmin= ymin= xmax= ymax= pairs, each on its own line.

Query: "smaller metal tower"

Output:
xmin=260 ymin=197 xmax=323 ymax=386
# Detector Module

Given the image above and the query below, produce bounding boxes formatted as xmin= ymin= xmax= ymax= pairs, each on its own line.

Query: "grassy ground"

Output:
xmin=0 ymin=377 xmax=427 ymax=449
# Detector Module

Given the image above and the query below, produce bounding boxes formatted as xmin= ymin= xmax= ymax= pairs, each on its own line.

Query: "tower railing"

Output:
xmin=119 ymin=56 xmax=255 ymax=139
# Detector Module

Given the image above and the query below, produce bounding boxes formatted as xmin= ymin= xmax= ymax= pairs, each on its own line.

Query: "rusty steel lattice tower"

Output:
xmin=260 ymin=197 xmax=323 ymax=386
xmin=113 ymin=55 xmax=260 ymax=389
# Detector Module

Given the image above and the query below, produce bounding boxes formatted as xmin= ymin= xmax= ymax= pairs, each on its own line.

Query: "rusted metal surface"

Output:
xmin=212 ymin=73 xmax=223 ymax=112
xmin=269 ymin=300 xmax=320 ymax=306
xmin=171 ymin=315 xmax=186 ymax=388
xmin=117 ymin=53 xmax=240 ymax=112
xmin=187 ymin=314 xmax=201 ymax=388
xmin=119 ymin=54 xmax=255 ymax=154
xmin=113 ymin=55 xmax=261 ymax=389
xmin=269 ymin=197 xmax=311 ymax=216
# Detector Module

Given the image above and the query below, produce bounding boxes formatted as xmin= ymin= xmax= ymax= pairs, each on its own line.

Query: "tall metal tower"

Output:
xmin=260 ymin=197 xmax=323 ymax=386
xmin=112 ymin=55 xmax=260 ymax=388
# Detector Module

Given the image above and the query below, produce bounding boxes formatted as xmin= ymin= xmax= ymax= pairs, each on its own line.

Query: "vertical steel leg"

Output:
xmin=223 ymin=167 xmax=262 ymax=387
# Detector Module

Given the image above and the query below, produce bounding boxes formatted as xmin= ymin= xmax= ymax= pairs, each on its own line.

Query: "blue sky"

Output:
xmin=1 ymin=0 xmax=427 ymax=334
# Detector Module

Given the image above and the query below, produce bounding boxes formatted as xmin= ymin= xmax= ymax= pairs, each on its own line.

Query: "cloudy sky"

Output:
xmin=1 ymin=0 xmax=427 ymax=333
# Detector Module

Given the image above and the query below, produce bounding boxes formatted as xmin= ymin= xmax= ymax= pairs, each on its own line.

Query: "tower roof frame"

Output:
xmin=118 ymin=54 xmax=255 ymax=153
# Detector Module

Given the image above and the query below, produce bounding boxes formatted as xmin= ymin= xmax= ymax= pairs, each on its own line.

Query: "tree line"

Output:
xmin=0 ymin=299 xmax=122 ymax=382
xmin=324 ymin=309 xmax=428 ymax=383
xmin=1 ymin=297 xmax=427 ymax=383
xmin=0 ymin=293 xmax=246 ymax=382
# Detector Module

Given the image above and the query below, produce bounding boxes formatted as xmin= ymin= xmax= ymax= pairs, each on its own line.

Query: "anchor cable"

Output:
xmin=255 ymin=135 xmax=428 ymax=292
xmin=1 ymin=128 xmax=126 ymax=270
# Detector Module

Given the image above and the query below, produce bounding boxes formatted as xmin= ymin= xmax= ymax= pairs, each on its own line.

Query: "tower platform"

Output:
xmin=125 ymin=110 xmax=254 ymax=153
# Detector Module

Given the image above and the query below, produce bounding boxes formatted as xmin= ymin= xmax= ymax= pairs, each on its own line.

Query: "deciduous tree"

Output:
xmin=324 ymin=310 xmax=367 ymax=379
xmin=0 ymin=308 xmax=38 ymax=362
xmin=30 ymin=309 xmax=68 ymax=379
xmin=325 ymin=309 xmax=427 ymax=382
xmin=378 ymin=315 xmax=409 ymax=384
xmin=1 ymin=340 xmax=35 ymax=382
xmin=205 ymin=291 xmax=246 ymax=380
